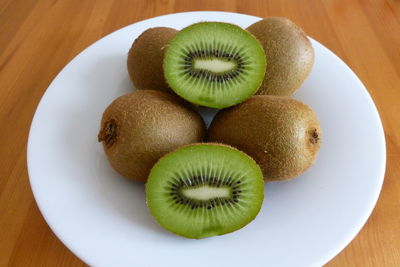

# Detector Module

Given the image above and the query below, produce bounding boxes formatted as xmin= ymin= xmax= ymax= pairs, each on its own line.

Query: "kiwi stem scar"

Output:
xmin=182 ymin=185 xmax=231 ymax=201
xmin=98 ymin=119 xmax=117 ymax=148
xmin=310 ymin=128 xmax=320 ymax=144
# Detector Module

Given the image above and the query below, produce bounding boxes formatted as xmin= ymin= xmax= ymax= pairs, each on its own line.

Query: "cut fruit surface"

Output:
xmin=163 ymin=22 xmax=266 ymax=108
xmin=146 ymin=143 xmax=264 ymax=239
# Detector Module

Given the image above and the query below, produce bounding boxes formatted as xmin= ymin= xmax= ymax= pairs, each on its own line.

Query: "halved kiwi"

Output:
xmin=146 ymin=143 xmax=264 ymax=239
xmin=163 ymin=22 xmax=266 ymax=108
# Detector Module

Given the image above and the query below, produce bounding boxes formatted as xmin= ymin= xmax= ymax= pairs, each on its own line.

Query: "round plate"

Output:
xmin=27 ymin=11 xmax=386 ymax=267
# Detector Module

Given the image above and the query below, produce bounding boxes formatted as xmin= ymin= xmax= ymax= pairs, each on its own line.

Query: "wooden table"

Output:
xmin=1 ymin=0 xmax=399 ymax=266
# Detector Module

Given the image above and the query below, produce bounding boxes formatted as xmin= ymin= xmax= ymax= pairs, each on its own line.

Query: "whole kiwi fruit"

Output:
xmin=98 ymin=90 xmax=206 ymax=182
xmin=247 ymin=17 xmax=314 ymax=96
xmin=127 ymin=27 xmax=177 ymax=94
xmin=208 ymin=95 xmax=321 ymax=181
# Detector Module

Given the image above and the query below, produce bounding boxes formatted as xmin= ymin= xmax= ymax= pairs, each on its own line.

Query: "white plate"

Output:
xmin=27 ymin=11 xmax=386 ymax=267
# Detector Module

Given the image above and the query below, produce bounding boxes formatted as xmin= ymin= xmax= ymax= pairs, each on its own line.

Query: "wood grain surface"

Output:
xmin=0 ymin=0 xmax=399 ymax=266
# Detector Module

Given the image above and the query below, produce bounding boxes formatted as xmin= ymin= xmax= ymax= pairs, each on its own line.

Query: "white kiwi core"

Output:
xmin=182 ymin=185 xmax=231 ymax=201
xmin=193 ymin=58 xmax=236 ymax=73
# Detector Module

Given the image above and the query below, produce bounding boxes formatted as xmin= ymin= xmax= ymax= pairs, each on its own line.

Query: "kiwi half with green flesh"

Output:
xmin=146 ymin=143 xmax=264 ymax=239
xmin=247 ymin=17 xmax=314 ymax=96
xmin=98 ymin=90 xmax=206 ymax=182
xmin=127 ymin=27 xmax=177 ymax=94
xmin=208 ymin=95 xmax=321 ymax=181
xmin=163 ymin=22 xmax=266 ymax=108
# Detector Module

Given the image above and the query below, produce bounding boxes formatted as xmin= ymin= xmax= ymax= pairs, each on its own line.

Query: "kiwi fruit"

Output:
xmin=247 ymin=17 xmax=314 ymax=96
xmin=146 ymin=143 xmax=264 ymax=239
xmin=127 ymin=27 xmax=177 ymax=94
xmin=163 ymin=22 xmax=266 ymax=108
xmin=98 ymin=90 xmax=206 ymax=182
xmin=208 ymin=95 xmax=321 ymax=181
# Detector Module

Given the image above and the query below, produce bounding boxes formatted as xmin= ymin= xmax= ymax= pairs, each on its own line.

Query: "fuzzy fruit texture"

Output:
xmin=247 ymin=17 xmax=314 ymax=96
xmin=208 ymin=95 xmax=321 ymax=181
xmin=127 ymin=27 xmax=177 ymax=94
xmin=98 ymin=90 xmax=206 ymax=182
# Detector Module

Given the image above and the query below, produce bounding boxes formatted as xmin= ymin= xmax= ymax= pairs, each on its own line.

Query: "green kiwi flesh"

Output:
xmin=98 ymin=90 xmax=206 ymax=182
xmin=208 ymin=95 xmax=321 ymax=181
xmin=146 ymin=143 xmax=264 ymax=239
xmin=127 ymin=27 xmax=177 ymax=94
xmin=164 ymin=22 xmax=266 ymax=108
xmin=247 ymin=17 xmax=314 ymax=96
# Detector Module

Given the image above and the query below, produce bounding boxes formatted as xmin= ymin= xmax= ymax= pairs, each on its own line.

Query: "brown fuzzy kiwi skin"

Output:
xmin=98 ymin=90 xmax=206 ymax=182
xmin=207 ymin=95 xmax=321 ymax=181
xmin=127 ymin=27 xmax=177 ymax=94
xmin=247 ymin=17 xmax=314 ymax=96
